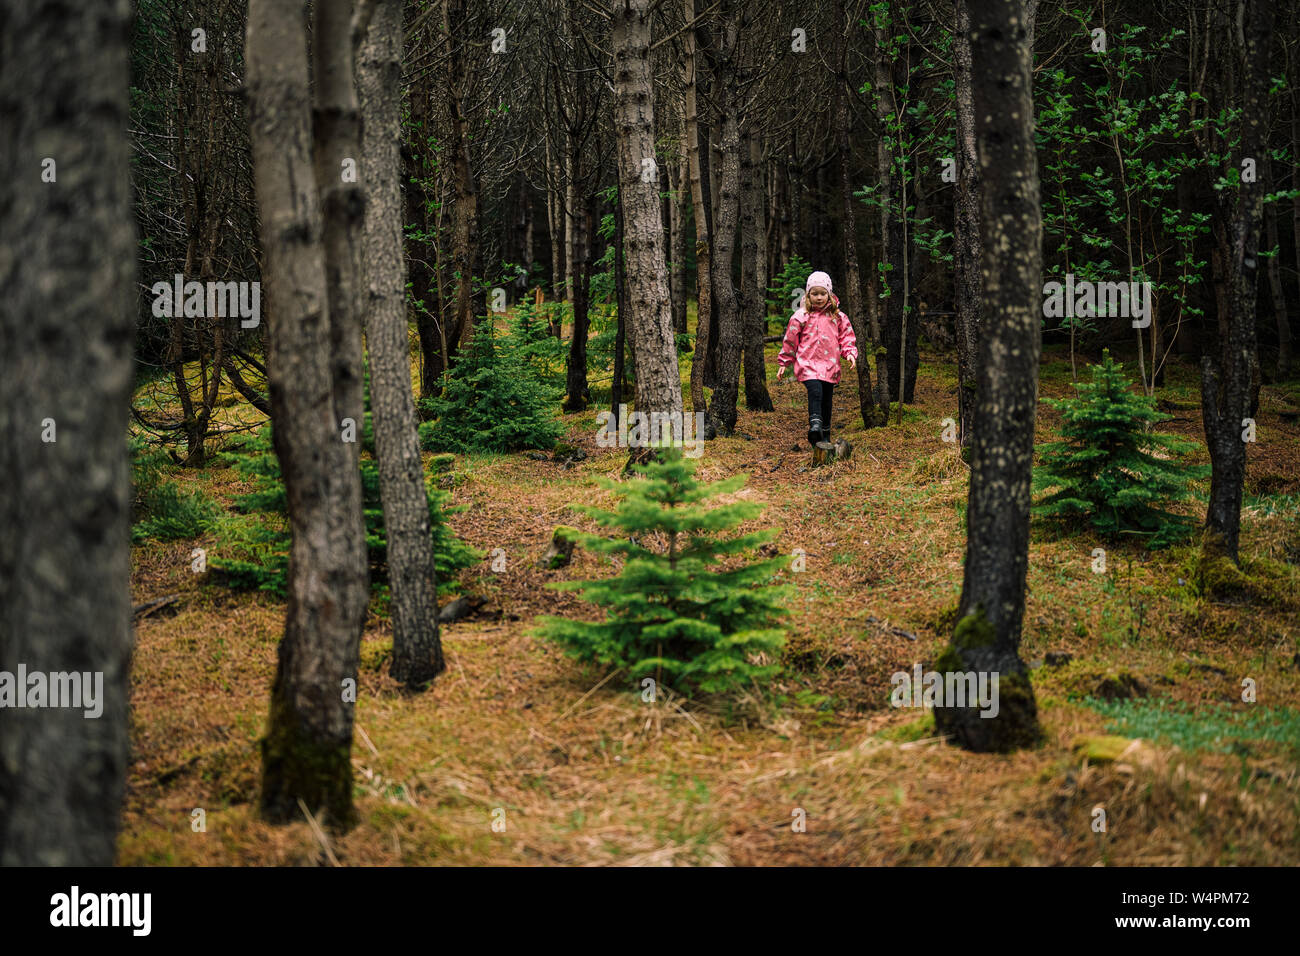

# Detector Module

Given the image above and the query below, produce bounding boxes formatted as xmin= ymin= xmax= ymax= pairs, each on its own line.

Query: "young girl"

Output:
xmin=776 ymin=271 xmax=858 ymax=447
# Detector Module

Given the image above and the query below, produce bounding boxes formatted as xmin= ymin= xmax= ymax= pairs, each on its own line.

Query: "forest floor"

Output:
xmin=119 ymin=329 xmax=1300 ymax=866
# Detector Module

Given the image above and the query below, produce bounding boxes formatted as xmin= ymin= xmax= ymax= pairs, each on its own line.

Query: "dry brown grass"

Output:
xmin=119 ymin=341 xmax=1300 ymax=866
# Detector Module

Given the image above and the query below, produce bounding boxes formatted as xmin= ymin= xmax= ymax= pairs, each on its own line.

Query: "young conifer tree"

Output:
xmin=534 ymin=448 xmax=790 ymax=695
xmin=420 ymin=323 xmax=565 ymax=454
xmin=1033 ymin=351 xmax=1208 ymax=548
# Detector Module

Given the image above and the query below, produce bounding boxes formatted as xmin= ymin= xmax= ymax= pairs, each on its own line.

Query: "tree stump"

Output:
xmin=540 ymin=525 xmax=578 ymax=569
xmin=811 ymin=441 xmax=835 ymax=466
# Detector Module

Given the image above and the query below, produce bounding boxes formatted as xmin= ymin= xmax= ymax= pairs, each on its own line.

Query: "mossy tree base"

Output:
xmin=260 ymin=686 xmax=358 ymax=832
xmin=932 ymin=609 xmax=1044 ymax=753
xmin=390 ymin=642 xmax=445 ymax=689
xmin=1195 ymin=530 xmax=1295 ymax=607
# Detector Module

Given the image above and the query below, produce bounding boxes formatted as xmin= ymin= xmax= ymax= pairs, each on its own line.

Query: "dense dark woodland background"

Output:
xmin=1 ymin=0 xmax=1298 ymax=867
xmin=130 ymin=0 xmax=1300 ymax=403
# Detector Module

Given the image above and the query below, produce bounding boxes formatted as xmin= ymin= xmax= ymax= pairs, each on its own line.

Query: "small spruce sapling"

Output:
xmin=1032 ymin=350 xmax=1208 ymax=548
xmin=533 ymin=448 xmax=791 ymax=695
xmin=419 ymin=322 xmax=565 ymax=454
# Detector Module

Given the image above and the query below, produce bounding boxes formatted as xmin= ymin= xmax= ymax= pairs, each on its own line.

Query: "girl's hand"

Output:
xmin=776 ymin=366 xmax=785 ymax=380
xmin=848 ymin=356 xmax=856 ymax=370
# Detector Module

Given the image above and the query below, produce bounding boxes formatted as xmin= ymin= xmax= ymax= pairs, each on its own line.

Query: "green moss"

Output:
xmin=1196 ymin=533 xmax=1297 ymax=607
xmin=1071 ymin=734 xmax=1136 ymax=763
xmin=1197 ymin=550 xmax=1249 ymax=599
xmin=991 ymin=670 xmax=1044 ymax=748
xmin=259 ymin=684 xmax=358 ymax=832
xmin=878 ymin=712 xmax=936 ymax=742
xmin=952 ymin=606 xmax=997 ymax=651
xmin=932 ymin=667 xmax=1043 ymax=753
xmin=931 ymin=603 xmax=958 ymax=636
xmin=933 ymin=643 xmax=962 ymax=676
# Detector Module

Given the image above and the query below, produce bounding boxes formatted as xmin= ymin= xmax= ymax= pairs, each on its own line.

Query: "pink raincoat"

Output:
xmin=777 ymin=293 xmax=858 ymax=384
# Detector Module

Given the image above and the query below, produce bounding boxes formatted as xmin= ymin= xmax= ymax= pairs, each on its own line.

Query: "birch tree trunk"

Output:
xmin=0 ymin=0 xmax=136 ymax=864
xmin=932 ymin=0 xmax=1043 ymax=753
xmin=247 ymin=0 xmax=368 ymax=829
xmin=360 ymin=0 xmax=445 ymax=688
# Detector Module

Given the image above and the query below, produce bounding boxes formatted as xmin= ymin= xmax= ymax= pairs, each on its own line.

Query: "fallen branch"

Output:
xmin=132 ymin=593 xmax=180 ymax=620
xmin=864 ymin=615 xmax=918 ymax=641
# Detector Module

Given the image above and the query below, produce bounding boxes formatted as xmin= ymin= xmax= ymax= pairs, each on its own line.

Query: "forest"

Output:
xmin=1 ymin=0 xmax=1298 ymax=872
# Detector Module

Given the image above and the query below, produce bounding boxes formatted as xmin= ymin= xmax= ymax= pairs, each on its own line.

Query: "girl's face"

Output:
xmin=806 ymin=287 xmax=830 ymax=311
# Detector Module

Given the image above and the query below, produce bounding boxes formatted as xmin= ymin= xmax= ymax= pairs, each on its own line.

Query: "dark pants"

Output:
xmin=803 ymin=379 xmax=835 ymax=444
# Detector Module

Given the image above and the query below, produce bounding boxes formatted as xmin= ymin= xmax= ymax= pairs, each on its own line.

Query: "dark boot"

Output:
xmin=807 ymin=416 xmax=822 ymax=448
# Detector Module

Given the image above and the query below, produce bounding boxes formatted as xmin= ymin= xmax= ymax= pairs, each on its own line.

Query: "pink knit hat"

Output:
xmin=805 ymin=271 xmax=833 ymax=293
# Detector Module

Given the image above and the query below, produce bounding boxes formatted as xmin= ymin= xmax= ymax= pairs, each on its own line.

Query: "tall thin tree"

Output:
xmin=360 ymin=0 xmax=445 ymax=686
xmin=247 ymin=0 xmax=369 ymax=828
xmin=704 ymin=0 xmax=745 ymax=436
xmin=952 ymin=0 xmax=981 ymax=451
xmin=1200 ymin=0 xmax=1279 ymax=566
xmin=932 ymin=0 xmax=1043 ymax=752
xmin=613 ymin=0 xmax=686 ymax=425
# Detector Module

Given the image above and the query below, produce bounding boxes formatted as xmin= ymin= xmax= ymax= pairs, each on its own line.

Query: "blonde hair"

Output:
xmin=801 ymin=288 xmax=837 ymax=314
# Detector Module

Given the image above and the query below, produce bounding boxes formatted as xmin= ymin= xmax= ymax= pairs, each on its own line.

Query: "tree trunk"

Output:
xmin=564 ymin=194 xmax=592 ymax=411
xmin=1293 ymin=94 xmax=1300 ymax=367
xmin=670 ymin=140 xmax=689 ymax=336
xmin=932 ymin=0 xmax=1043 ymax=753
xmin=741 ymin=125 xmax=774 ymax=412
xmin=612 ymin=182 xmax=628 ymax=424
xmin=684 ymin=0 xmax=713 ymax=417
xmin=565 ymin=134 xmax=577 ymax=305
xmin=403 ymin=84 xmax=441 ymax=398
xmin=247 ymin=0 xmax=368 ymax=829
xmin=952 ymin=0 xmax=981 ymax=450
xmin=836 ymin=0 xmax=877 ymax=429
xmin=445 ymin=0 xmax=482 ymax=347
xmin=0 ymin=0 xmax=135 ymax=865
xmin=1201 ymin=0 xmax=1276 ymax=565
xmin=545 ymin=125 xmax=566 ymax=304
xmin=705 ymin=0 xmax=743 ymax=437
xmin=360 ymin=0 xmax=444 ymax=688
xmin=1267 ymin=203 xmax=1292 ymax=377
xmin=613 ymin=0 xmax=685 ymax=427
xmin=874 ymin=23 xmax=902 ymax=414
